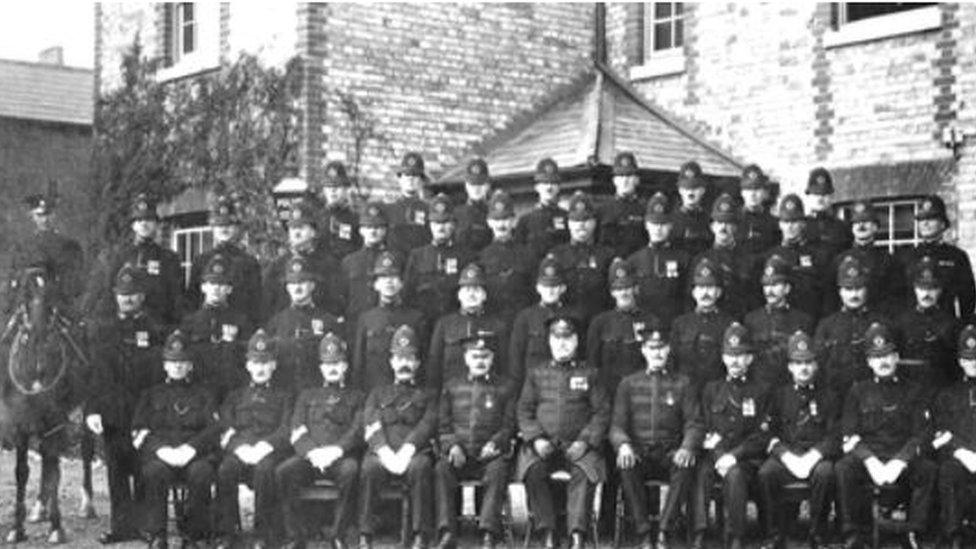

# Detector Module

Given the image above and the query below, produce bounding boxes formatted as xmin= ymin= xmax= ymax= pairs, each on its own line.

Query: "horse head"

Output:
xmin=6 ymin=266 xmax=66 ymax=396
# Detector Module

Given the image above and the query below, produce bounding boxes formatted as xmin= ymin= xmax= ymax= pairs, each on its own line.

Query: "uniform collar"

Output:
xmin=874 ymin=375 xmax=900 ymax=385
xmin=550 ymin=358 xmax=577 ymax=368
xmin=461 ymin=306 xmax=485 ymax=316
xmin=250 ymin=381 xmax=271 ymax=390
xmin=203 ymin=301 xmax=230 ymax=311
xmin=648 ymin=240 xmax=671 ymax=250
xmin=432 ymin=239 xmax=454 ymax=249
xmin=793 ymin=382 xmax=815 ymax=392
xmin=118 ymin=310 xmax=146 ymax=321
xmin=765 ymin=302 xmax=790 ymax=313
xmin=166 ymin=377 xmax=191 ymax=386
xmin=915 ymin=304 xmax=938 ymax=314
xmin=726 ymin=374 xmax=748 ymax=384
xmin=394 ymin=377 xmax=417 ymax=386
xmin=695 ymin=305 xmax=720 ymax=315
xmin=467 ymin=372 xmax=492 ymax=383
xmin=379 ymin=296 xmax=403 ymax=308
xmin=323 ymin=379 xmax=346 ymax=389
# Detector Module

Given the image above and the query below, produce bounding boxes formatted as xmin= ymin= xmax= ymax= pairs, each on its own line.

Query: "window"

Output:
xmin=631 ymin=3 xmax=686 ymax=79
xmin=825 ymin=3 xmax=941 ymax=48
xmin=172 ymin=226 xmax=213 ymax=287
xmin=837 ymin=197 xmax=924 ymax=253
xmin=172 ymin=3 xmax=196 ymax=63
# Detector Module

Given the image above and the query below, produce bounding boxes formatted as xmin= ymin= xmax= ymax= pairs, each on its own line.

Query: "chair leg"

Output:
xmin=613 ymin=486 xmax=624 ymax=549
xmin=592 ymin=482 xmax=602 ymax=548
xmin=402 ymin=486 xmax=412 ymax=547
xmin=871 ymin=489 xmax=881 ymax=549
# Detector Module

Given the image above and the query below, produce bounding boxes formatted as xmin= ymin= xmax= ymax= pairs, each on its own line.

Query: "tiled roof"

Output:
xmin=438 ymin=62 xmax=742 ymax=183
xmin=0 ymin=59 xmax=93 ymax=126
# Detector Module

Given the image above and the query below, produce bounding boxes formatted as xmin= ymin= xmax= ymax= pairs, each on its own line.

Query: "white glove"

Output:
xmin=291 ymin=425 xmax=308 ymax=445
xmin=714 ymin=453 xmax=737 ymax=478
xmin=883 ymin=459 xmax=907 ymax=484
xmin=220 ymin=429 xmax=236 ymax=449
xmin=781 ymin=452 xmax=805 ymax=479
xmin=703 ymin=432 xmax=722 ymax=451
xmin=85 ymin=414 xmax=104 ymax=435
xmin=234 ymin=444 xmax=256 ymax=465
xmin=132 ymin=429 xmax=149 ymax=450
xmin=864 ymin=457 xmax=887 ymax=485
xmin=377 ymin=446 xmax=398 ymax=473
xmin=252 ymin=441 xmax=275 ymax=463
xmin=155 ymin=446 xmax=178 ymax=466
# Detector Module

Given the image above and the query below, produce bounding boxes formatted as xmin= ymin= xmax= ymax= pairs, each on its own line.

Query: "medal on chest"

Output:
xmin=799 ymin=255 xmax=813 ymax=268
xmin=312 ymin=318 xmax=325 ymax=335
xmin=222 ymin=324 xmax=239 ymax=342
xmin=742 ymin=397 xmax=756 ymax=417
xmin=552 ymin=216 xmax=566 ymax=230
xmin=443 ymin=257 xmax=458 ymax=274
xmin=147 ymin=260 xmax=160 ymax=276
xmin=136 ymin=330 xmax=149 ymax=348
xmin=666 ymin=260 xmax=678 ymax=278
xmin=413 ymin=209 xmax=426 ymax=225
xmin=809 ymin=400 xmax=818 ymax=416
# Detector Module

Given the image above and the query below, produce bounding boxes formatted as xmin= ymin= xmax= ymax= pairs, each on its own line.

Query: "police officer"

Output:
xmin=263 ymin=198 xmax=345 ymax=320
xmin=265 ymin=256 xmax=343 ymax=390
xmin=360 ymin=325 xmax=438 ymax=549
xmin=103 ymin=193 xmax=183 ymax=326
xmin=738 ymin=164 xmax=780 ymax=259
xmin=7 ymin=193 xmax=84 ymax=318
xmin=517 ymin=316 xmax=610 ymax=549
xmin=276 ymin=332 xmax=366 ymax=549
xmin=404 ymin=193 xmax=474 ymax=323
xmin=84 ymin=265 xmax=166 ymax=544
xmin=479 ymin=190 xmax=536 ymax=323
xmin=893 ymin=257 xmax=957 ymax=392
xmin=610 ymin=325 xmax=702 ymax=549
xmin=597 ymin=152 xmax=648 ymax=258
xmin=828 ymin=200 xmax=905 ymax=316
xmin=586 ymin=258 xmax=660 ymax=394
xmin=186 ymin=195 xmax=263 ymax=327
xmin=514 ymin=158 xmax=569 ymax=261
xmin=744 ymin=255 xmax=815 ymax=387
xmin=626 ymin=192 xmax=692 ymax=328
xmin=319 ymin=161 xmax=362 ymax=261
xmin=508 ymin=255 xmax=578 ymax=387
xmin=214 ymin=330 xmax=294 ymax=549
xmin=804 ymin=167 xmax=852 ymax=263
xmin=131 ymin=330 xmax=218 ymax=548
xmin=454 ymin=158 xmax=493 ymax=254
xmin=765 ymin=194 xmax=831 ymax=321
xmin=814 ymin=256 xmax=884 ymax=398
xmin=693 ymin=192 xmax=761 ymax=319
xmin=671 ymin=257 xmax=735 ymax=389
xmin=434 ymin=331 xmax=517 ymax=549
xmin=758 ymin=331 xmax=839 ymax=549
xmin=897 ymin=194 xmax=975 ymax=318
xmin=180 ymin=254 xmax=251 ymax=404
xmin=671 ymin=161 xmax=712 ymax=257
xmin=932 ymin=325 xmax=976 ymax=548
xmin=427 ymin=262 xmax=509 ymax=391
xmin=386 ymin=151 xmax=432 ymax=258
xmin=549 ymin=191 xmax=614 ymax=326
xmin=352 ymin=251 xmax=426 ymax=392
xmin=691 ymin=322 xmax=771 ymax=549
xmin=341 ymin=202 xmax=395 ymax=326
xmin=835 ymin=322 xmax=936 ymax=549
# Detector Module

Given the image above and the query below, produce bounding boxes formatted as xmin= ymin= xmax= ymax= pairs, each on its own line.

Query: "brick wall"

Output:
xmin=949 ymin=2 xmax=976 ymax=254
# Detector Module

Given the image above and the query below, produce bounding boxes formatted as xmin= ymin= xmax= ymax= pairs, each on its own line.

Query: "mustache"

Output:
xmin=395 ymin=367 xmax=415 ymax=375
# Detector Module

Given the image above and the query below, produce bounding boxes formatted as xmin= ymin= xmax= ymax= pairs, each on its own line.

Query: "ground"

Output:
xmin=0 ymin=450 xmax=916 ymax=548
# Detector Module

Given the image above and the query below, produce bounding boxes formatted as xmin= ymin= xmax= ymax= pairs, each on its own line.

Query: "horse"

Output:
xmin=0 ymin=267 xmax=90 ymax=544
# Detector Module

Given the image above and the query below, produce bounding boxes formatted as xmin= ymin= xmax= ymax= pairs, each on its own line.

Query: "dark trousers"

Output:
xmin=140 ymin=457 xmax=215 ymax=540
xmin=102 ymin=427 xmax=141 ymax=535
xmin=938 ymin=458 xmax=976 ymax=538
xmin=276 ymin=455 xmax=360 ymax=541
xmin=523 ymin=454 xmax=593 ymax=534
xmin=358 ymin=452 xmax=434 ymax=538
xmin=835 ymin=454 xmax=937 ymax=535
xmin=692 ymin=453 xmax=759 ymax=539
xmin=215 ymin=452 xmax=286 ymax=539
xmin=758 ymin=457 xmax=835 ymax=538
xmin=618 ymin=448 xmax=694 ymax=535
xmin=434 ymin=455 xmax=511 ymax=536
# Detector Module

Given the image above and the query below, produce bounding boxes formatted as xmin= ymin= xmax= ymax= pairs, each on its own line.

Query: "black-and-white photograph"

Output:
xmin=1 ymin=2 xmax=975 ymax=548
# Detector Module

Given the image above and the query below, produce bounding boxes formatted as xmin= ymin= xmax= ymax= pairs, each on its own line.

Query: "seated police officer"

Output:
xmin=758 ymin=331 xmax=840 ymax=549
xmin=359 ymin=325 xmax=438 ymax=549
xmin=131 ymin=330 xmax=219 ymax=549
xmin=517 ymin=315 xmax=610 ymax=549
xmin=214 ymin=330 xmax=294 ymax=549
xmin=434 ymin=330 xmax=517 ymax=549
xmin=836 ymin=322 xmax=936 ymax=549
xmin=277 ymin=332 xmax=366 ymax=549
xmin=610 ymin=324 xmax=702 ymax=549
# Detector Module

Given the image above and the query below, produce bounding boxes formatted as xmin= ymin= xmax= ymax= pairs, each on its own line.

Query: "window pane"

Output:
xmin=674 ymin=19 xmax=684 ymax=47
xmin=181 ymin=3 xmax=194 ymax=23
xmin=675 ymin=2 xmax=684 ymax=15
xmin=654 ymin=22 xmax=672 ymax=50
xmin=891 ymin=203 xmax=917 ymax=240
xmin=654 ymin=2 xmax=672 ymax=19
xmin=844 ymin=3 xmax=936 ymax=24
xmin=183 ymin=27 xmax=194 ymax=54
xmin=202 ymin=232 xmax=213 ymax=253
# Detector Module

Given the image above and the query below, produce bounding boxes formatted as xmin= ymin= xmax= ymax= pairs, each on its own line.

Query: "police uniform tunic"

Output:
xmin=626 ymin=242 xmax=692 ymax=327
xmin=262 ymin=244 xmax=346 ymax=321
xmin=513 ymin=203 xmax=569 ymax=261
xmin=508 ymin=302 xmax=577 ymax=388
xmin=931 ymin=378 xmax=976 ymax=538
xmin=586 ymin=306 xmax=660 ymax=393
xmin=265 ymin=305 xmax=343 ymax=390
xmin=835 ymin=377 xmax=936 ymax=536
xmin=807 ymin=210 xmax=852 ymax=263
xmin=454 ymin=199 xmax=492 ymax=253
xmin=435 ymin=375 xmax=517 ymax=536
xmin=215 ymin=383 xmax=294 ymax=539
xmin=321 ymin=204 xmax=362 ymax=260
xmin=404 ymin=240 xmax=474 ymax=324
xmin=764 ymin=240 xmax=832 ymax=321
xmin=829 ymin=244 xmax=906 ymax=316
xmin=597 ymin=195 xmax=648 ymax=258
xmin=898 ymin=243 xmax=976 ymax=318
xmin=610 ymin=367 xmax=703 ymax=535
xmin=340 ymin=245 xmax=398 ymax=327
xmin=426 ymin=309 xmax=509 ymax=390
xmin=516 ymin=358 xmax=610 ymax=533
xmin=132 ymin=379 xmax=219 ymax=540
xmin=187 ymin=243 xmax=262 ymax=327
xmin=671 ymin=309 xmax=735 ymax=390
xmin=106 ymin=239 xmax=183 ymax=326
xmin=893 ymin=306 xmax=957 ymax=391
xmin=744 ymin=305 xmax=815 ymax=387
xmin=759 ymin=383 xmax=841 ymax=540
xmin=548 ymin=241 xmax=615 ymax=325
xmin=813 ymin=307 xmax=884 ymax=398
xmin=180 ymin=304 xmax=252 ymax=404
xmin=360 ymin=381 xmax=438 ymax=538
xmin=692 ymin=375 xmax=771 ymax=538
xmin=385 ymin=195 xmax=431 ymax=258
xmin=693 ymin=245 xmax=762 ymax=320
xmin=352 ymin=300 xmax=426 ymax=392
xmin=478 ymin=239 xmax=536 ymax=322
xmin=671 ymin=206 xmax=712 ymax=257
xmin=277 ymin=384 xmax=366 ymax=542
xmin=740 ymin=208 xmax=780 ymax=258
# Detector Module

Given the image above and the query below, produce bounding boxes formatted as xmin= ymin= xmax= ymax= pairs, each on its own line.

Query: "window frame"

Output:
xmin=824 ymin=3 xmax=941 ymax=49
xmin=630 ymin=2 xmax=686 ymax=80
xmin=158 ymin=2 xmax=221 ymax=82
xmin=172 ymin=2 xmax=197 ymax=63
xmin=837 ymin=196 xmax=924 ymax=254
xmin=171 ymin=226 xmax=213 ymax=288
